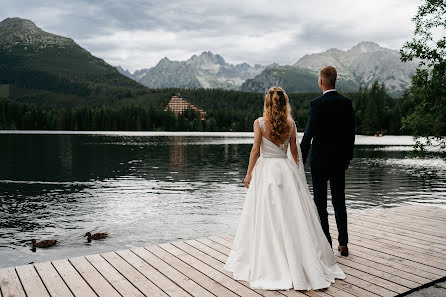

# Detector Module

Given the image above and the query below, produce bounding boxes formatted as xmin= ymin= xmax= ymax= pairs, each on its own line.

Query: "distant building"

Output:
xmin=0 ymin=84 xmax=10 ymax=98
xmin=165 ymin=94 xmax=207 ymax=120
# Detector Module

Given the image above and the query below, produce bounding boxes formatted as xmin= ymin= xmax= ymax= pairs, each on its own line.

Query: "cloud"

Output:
xmin=1 ymin=0 xmax=421 ymax=72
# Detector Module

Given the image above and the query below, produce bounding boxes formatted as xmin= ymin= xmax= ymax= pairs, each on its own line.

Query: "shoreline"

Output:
xmin=0 ymin=130 xmax=422 ymax=146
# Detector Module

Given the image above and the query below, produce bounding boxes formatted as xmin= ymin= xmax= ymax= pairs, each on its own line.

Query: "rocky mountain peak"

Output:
xmin=156 ymin=57 xmax=174 ymax=67
xmin=119 ymin=51 xmax=266 ymax=89
xmin=188 ymin=50 xmax=226 ymax=66
xmin=0 ymin=17 xmax=39 ymax=32
xmin=0 ymin=17 xmax=73 ymax=49
xmin=349 ymin=41 xmax=384 ymax=53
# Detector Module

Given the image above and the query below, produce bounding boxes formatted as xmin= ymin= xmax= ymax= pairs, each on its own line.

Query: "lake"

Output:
xmin=0 ymin=131 xmax=445 ymax=268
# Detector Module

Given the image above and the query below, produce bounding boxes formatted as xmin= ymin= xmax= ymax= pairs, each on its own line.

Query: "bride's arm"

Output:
xmin=244 ymin=119 xmax=262 ymax=188
xmin=289 ymin=121 xmax=299 ymax=166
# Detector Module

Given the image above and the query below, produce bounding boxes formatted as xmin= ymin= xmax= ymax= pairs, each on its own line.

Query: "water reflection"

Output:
xmin=0 ymin=133 xmax=444 ymax=268
xmin=169 ymin=136 xmax=186 ymax=169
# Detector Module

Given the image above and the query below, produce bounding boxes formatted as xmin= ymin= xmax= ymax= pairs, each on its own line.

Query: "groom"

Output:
xmin=300 ymin=66 xmax=355 ymax=256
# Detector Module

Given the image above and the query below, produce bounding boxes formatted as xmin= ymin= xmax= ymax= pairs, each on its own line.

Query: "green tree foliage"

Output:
xmin=353 ymin=81 xmax=400 ymax=135
xmin=0 ymin=84 xmax=406 ymax=135
xmin=400 ymin=0 xmax=446 ymax=151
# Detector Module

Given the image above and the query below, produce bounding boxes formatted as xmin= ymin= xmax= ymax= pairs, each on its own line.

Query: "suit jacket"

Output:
xmin=300 ymin=90 xmax=355 ymax=169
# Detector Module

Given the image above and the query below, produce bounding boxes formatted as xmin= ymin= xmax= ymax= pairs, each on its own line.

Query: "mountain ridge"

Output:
xmin=117 ymin=51 xmax=267 ymax=89
xmin=281 ymin=41 xmax=417 ymax=95
xmin=1 ymin=17 xmax=417 ymax=97
xmin=121 ymin=41 xmax=417 ymax=96
xmin=0 ymin=17 xmax=142 ymax=106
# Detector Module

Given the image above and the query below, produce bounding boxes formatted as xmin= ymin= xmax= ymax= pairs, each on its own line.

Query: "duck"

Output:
xmin=31 ymin=239 xmax=58 ymax=251
xmin=84 ymin=232 xmax=108 ymax=242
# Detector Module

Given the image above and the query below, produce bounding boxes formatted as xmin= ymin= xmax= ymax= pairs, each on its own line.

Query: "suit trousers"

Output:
xmin=311 ymin=166 xmax=348 ymax=246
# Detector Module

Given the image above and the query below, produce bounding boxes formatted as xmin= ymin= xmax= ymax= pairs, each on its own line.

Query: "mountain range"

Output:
xmin=117 ymin=51 xmax=268 ymax=89
xmin=120 ymin=41 xmax=417 ymax=96
xmin=1 ymin=17 xmax=418 ymax=99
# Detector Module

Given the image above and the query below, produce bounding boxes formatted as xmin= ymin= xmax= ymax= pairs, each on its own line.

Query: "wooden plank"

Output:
xmin=15 ymin=264 xmax=50 ymax=297
xmin=208 ymin=236 xmax=233 ymax=248
xmin=161 ymin=242 xmax=266 ymax=297
xmin=328 ymin=226 xmax=446 ymax=273
xmin=147 ymin=244 xmax=238 ymax=297
xmin=196 ymin=237 xmax=232 ymax=254
xmin=331 ymin=223 xmax=446 ymax=262
xmin=338 ymin=216 xmax=446 ymax=250
xmin=51 ymin=259 xmax=97 ymax=297
xmin=385 ymin=207 xmax=446 ymax=225
xmin=376 ymin=212 xmax=446 ymax=233
xmin=356 ymin=210 xmax=446 ymax=235
xmin=330 ymin=278 xmax=383 ymax=297
xmin=341 ymin=218 xmax=446 ymax=251
xmin=69 ymin=256 xmax=121 ymax=297
xmin=115 ymin=249 xmax=191 ymax=297
xmin=85 ymin=254 xmax=145 ymax=297
xmin=416 ymin=205 xmax=446 ymax=214
xmin=330 ymin=226 xmax=445 ymax=277
xmin=290 ymin=290 xmax=331 ymax=297
xmin=368 ymin=212 xmax=446 ymax=237
xmin=215 ymin=235 xmax=231 ymax=242
xmin=34 ymin=261 xmax=74 ymax=297
xmin=131 ymin=247 xmax=214 ymax=297
xmin=357 ymin=215 xmax=446 ymax=243
xmin=279 ymin=289 xmax=327 ymax=297
xmin=329 ymin=218 xmax=446 ymax=256
xmin=101 ymin=251 xmax=168 ymax=297
xmin=304 ymin=286 xmax=357 ymax=297
xmin=0 ymin=267 xmax=26 ymax=297
xmin=167 ymin=242 xmax=286 ymax=296
xmin=336 ymin=264 xmax=404 ymax=295
xmin=185 ymin=239 xmax=228 ymax=262
xmin=332 ymin=256 xmax=418 ymax=289
xmin=399 ymin=206 xmax=446 ymax=220
xmin=330 ymin=238 xmax=440 ymax=281
xmin=329 ymin=223 xmax=446 ymax=267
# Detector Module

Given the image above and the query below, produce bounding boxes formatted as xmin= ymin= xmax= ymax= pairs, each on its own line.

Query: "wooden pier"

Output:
xmin=1 ymin=205 xmax=446 ymax=297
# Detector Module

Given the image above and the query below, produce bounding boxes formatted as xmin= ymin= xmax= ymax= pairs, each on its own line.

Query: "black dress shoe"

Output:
xmin=338 ymin=245 xmax=349 ymax=256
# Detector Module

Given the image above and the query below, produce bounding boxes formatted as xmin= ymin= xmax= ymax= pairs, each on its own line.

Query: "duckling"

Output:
xmin=84 ymin=232 xmax=108 ymax=242
xmin=31 ymin=239 xmax=58 ymax=251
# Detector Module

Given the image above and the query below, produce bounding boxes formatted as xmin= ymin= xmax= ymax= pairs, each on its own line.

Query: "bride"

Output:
xmin=224 ymin=87 xmax=345 ymax=291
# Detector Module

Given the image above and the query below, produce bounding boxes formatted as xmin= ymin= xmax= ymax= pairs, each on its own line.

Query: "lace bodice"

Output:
xmin=259 ymin=117 xmax=293 ymax=154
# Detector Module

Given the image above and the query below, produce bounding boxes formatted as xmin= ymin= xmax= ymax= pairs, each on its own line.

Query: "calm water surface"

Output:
xmin=0 ymin=132 xmax=445 ymax=268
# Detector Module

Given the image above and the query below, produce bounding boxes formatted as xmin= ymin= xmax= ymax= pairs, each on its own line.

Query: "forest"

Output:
xmin=0 ymin=81 xmax=414 ymax=135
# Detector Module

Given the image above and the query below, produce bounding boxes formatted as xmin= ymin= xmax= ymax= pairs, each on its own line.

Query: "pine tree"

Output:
xmin=400 ymin=0 xmax=446 ymax=153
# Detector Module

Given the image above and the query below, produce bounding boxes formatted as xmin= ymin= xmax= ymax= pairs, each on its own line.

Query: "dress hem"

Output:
xmin=224 ymin=265 xmax=346 ymax=291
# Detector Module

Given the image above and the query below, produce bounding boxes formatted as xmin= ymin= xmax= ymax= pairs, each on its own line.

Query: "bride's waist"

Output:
xmin=260 ymin=153 xmax=288 ymax=159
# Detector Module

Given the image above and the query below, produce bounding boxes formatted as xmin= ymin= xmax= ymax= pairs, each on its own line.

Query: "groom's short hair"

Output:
xmin=320 ymin=66 xmax=337 ymax=87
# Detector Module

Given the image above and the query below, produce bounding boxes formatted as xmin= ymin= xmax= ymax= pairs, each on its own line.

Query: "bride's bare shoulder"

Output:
xmin=254 ymin=117 xmax=260 ymax=125
xmin=253 ymin=117 xmax=261 ymax=129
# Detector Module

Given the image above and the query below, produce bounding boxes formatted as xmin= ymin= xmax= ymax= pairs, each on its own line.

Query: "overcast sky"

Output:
xmin=1 ymin=0 xmax=421 ymax=72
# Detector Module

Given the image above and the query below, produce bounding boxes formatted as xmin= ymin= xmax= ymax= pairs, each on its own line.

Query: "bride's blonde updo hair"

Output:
xmin=263 ymin=86 xmax=292 ymax=141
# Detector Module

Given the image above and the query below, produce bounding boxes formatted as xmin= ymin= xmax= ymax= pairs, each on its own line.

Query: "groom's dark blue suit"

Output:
xmin=300 ymin=90 xmax=355 ymax=247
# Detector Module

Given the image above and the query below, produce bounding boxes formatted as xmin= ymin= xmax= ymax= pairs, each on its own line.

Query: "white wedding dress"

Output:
xmin=224 ymin=117 xmax=345 ymax=291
